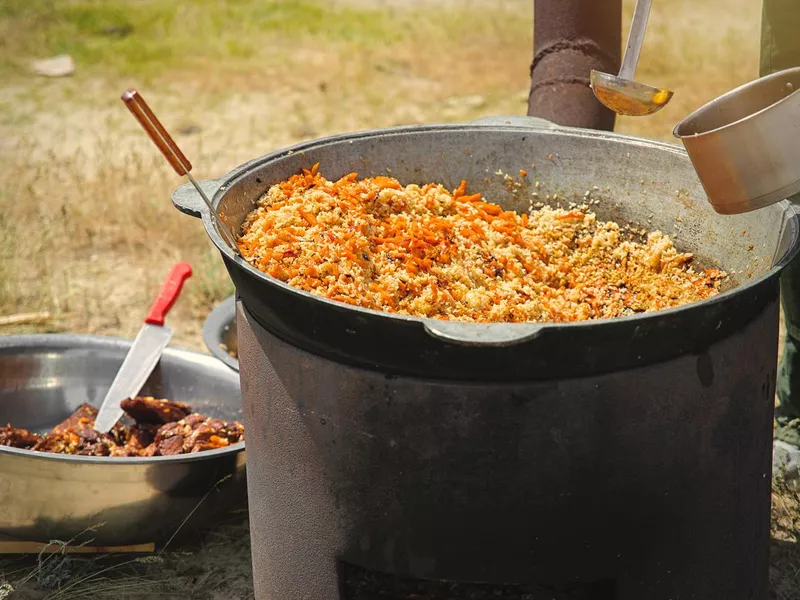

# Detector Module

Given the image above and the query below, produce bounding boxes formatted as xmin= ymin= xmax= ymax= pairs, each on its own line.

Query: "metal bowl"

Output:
xmin=0 ymin=334 xmax=246 ymax=546
xmin=674 ymin=66 xmax=800 ymax=214
xmin=202 ymin=295 xmax=239 ymax=372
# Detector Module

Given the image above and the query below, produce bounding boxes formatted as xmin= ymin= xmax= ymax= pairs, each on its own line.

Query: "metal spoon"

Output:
xmin=589 ymin=0 xmax=673 ymax=117
xmin=121 ymin=89 xmax=241 ymax=256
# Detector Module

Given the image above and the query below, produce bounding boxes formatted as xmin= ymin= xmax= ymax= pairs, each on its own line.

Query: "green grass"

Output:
xmin=0 ymin=0 xmax=406 ymax=79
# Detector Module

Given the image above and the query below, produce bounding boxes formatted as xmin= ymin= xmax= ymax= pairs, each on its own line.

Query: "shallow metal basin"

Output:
xmin=0 ymin=334 xmax=246 ymax=546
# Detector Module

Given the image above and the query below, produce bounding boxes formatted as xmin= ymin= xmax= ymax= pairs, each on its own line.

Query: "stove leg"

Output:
xmin=238 ymin=301 xmax=344 ymax=599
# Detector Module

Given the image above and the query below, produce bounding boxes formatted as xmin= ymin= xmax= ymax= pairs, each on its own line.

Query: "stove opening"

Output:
xmin=342 ymin=563 xmax=617 ymax=599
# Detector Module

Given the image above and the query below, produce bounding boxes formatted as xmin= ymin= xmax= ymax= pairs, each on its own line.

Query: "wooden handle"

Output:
xmin=122 ymin=89 xmax=193 ymax=176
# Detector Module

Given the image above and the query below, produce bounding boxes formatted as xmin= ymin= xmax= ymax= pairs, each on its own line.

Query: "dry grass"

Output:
xmin=772 ymin=478 xmax=800 ymax=600
xmin=0 ymin=0 xmax=797 ymax=598
xmin=0 ymin=510 xmax=254 ymax=600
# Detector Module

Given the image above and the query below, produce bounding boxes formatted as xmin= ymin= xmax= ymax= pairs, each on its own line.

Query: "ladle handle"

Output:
xmin=619 ymin=0 xmax=653 ymax=81
xmin=121 ymin=89 xmax=193 ymax=177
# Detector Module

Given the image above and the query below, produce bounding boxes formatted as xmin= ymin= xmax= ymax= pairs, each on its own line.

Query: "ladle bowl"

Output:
xmin=590 ymin=71 xmax=674 ymax=117
xmin=589 ymin=0 xmax=673 ymax=117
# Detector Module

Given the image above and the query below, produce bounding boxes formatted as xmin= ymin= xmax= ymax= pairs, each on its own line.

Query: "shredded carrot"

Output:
xmin=479 ymin=202 xmax=502 ymax=216
xmin=557 ymin=211 xmax=585 ymax=220
xmin=299 ymin=209 xmax=316 ymax=226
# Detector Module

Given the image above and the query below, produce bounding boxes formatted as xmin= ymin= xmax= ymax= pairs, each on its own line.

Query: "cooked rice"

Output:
xmin=237 ymin=165 xmax=725 ymax=322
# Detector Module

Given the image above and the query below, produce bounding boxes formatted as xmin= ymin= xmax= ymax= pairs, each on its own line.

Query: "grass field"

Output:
xmin=1 ymin=0 xmax=798 ymax=598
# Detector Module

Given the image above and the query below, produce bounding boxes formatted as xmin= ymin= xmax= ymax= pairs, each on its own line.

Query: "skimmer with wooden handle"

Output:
xmin=121 ymin=89 xmax=241 ymax=255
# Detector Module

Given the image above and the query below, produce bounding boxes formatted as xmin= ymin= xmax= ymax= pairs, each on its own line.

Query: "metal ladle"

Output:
xmin=590 ymin=0 xmax=673 ymax=116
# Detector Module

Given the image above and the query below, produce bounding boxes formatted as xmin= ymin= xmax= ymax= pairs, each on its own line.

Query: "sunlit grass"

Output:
xmin=0 ymin=0 xmax=528 ymax=84
xmin=0 ymin=0 xmax=402 ymax=77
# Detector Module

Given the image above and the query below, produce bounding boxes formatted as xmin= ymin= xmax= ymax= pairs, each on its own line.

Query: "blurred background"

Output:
xmin=0 ymin=0 xmax=759 ymax=349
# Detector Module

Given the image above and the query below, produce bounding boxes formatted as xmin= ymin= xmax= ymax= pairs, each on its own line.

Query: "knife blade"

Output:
xmin=94 ymin=263 xmax=193 ymax=433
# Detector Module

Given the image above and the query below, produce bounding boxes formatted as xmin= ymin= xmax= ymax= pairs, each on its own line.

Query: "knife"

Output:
xmin=94 ymin=262 xmax=193 ymax=433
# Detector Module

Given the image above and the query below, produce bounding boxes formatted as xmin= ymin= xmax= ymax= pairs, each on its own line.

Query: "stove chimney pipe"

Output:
xmin=527 ymin=0 xmax=622 ymax=131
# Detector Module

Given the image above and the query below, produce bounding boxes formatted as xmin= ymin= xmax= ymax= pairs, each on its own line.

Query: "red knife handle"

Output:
xmin=145 ymin=263 xmax=193 ymax=326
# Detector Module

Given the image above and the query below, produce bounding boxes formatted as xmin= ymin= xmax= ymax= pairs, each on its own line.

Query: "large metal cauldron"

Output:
xmin=0 ymin=335 xmax=246 ymax=546
xmin=173 ymin=117 xmax=799 ymax=381
xmin=172 ymin=117 xmax=800 ymax=600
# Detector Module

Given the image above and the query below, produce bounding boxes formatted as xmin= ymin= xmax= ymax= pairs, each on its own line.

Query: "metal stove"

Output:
xmin=237 ymin=298 xmax=776 ymax=600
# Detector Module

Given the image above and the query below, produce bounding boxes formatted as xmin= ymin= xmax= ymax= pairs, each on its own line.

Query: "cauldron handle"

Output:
xmin=770 ymin=201 xmax=800 ymax=269
xmin=426 ymin=112 xmax=556 ymax=349
xmin=422 ymin=320 xmax=545 ymax=347
xmin=171 ymin=178 xmax=225 ymax=219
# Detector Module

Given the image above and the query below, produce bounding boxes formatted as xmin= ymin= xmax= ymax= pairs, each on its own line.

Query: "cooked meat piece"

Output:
xmin=120 ymin=396 xmax=192 ymax=425
xmin=128 ymin=422 xmax=159 ymax=449
xmin=33 ymin=428 xmax=116 ymax=456
xmin=0 ymin=424 xmax=42 ymax=449
xmin=180 ymin=413 xmax=208 ymax=428
xmin=128 ymin=423 xmax=159 ymax=452
xmin=151 ymin=413 xmax=244 ymax=456
xmin=52 ymin=403 xmax=98 ymax=433
xmin=156 ymin=434 xmax=185 ymax=456
xmin=109 ymin=423 xmax=160 ymax=457
xmin=50 ymin=402 xmax=128 ymax=442
xmin=31 ymin=403 xmax=130 ymax=455
xmin=186 ymin=418 xmax=245 ymax=453
xmin=5 ymin=400 xmax=243 ymax=458
xmin=152 ymin=419 xmax=197 ymax=456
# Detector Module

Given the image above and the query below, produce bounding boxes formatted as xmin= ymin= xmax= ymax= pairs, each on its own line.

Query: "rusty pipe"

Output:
xmin=528 ymin=0 xmax=622 ymax=131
